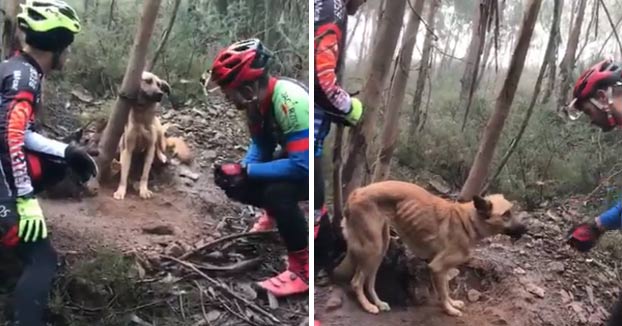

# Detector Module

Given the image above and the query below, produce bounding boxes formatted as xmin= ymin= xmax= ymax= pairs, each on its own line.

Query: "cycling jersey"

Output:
xmin=314 ymin=0 xmax=352 ymax=120
xmin=0 ymin=52 xmax=68 ymax=198
xmin=242 ymin=77 xmax=309 ymax=180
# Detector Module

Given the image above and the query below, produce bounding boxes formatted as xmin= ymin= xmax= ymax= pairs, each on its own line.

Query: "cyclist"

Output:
xmin=0 ymin=1 xmax=97 ymax=325
xmin=208 ymin=39 xmax=310 ymax=297
xmin=564 ymin=59 xmax=622 ymax=326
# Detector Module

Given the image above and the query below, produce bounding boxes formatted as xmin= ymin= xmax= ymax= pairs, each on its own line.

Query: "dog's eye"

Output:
xmin=502 ymin=211 xmax=512 ymax=219
xmin=145 ymin=78 xmax=153 ymax=84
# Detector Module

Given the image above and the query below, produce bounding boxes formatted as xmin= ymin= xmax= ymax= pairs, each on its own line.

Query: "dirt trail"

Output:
xmin=316 ymin=196 xmax=620 ymax=326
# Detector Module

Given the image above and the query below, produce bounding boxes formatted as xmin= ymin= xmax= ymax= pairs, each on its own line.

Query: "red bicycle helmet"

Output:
xmin=563 ymin=59 xmax=622 ymax=120
xmin=573 ymin=59 xmax=622 ymax=101
xmin=210 ymin=38 xmax=271 ymax=89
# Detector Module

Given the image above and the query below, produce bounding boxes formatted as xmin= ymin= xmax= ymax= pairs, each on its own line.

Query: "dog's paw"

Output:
xmin=443 ymin=302 xmax=463 ymax=317
xmin=139 ymin=188 xmax=153 ymax=199
xmin=450 ymin=299 xmax=465 ymax=310
xmin=363 ymin=304 xmax=379 ymax=314
xmin=113 ymin=188 xmax=126 ymax=200
xmin=376 ymin=301 xmax=391 ymax=312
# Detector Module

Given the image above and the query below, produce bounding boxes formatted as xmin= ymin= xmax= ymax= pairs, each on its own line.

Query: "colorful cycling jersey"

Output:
xmin=242 ymin=77 xmax=309 ymax=180
xmin=314 ymin=0 xmax=352 ymax=121
xmin=0 ymin=53 xmax=68 ymax=198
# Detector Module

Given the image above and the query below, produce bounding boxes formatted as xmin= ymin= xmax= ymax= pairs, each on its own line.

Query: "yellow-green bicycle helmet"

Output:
xmin=17 ymin=0 xmax=81 ymax=52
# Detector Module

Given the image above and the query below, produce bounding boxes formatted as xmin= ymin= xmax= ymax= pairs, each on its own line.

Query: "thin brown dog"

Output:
xmin=334 ymin=180 xmax=527 ymax=317
xmin=113 ymin=71 xmax=171 ymax=200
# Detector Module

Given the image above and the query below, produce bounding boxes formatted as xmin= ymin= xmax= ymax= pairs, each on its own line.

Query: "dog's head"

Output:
xmin=138 ymin=71 xmax=171 ymax=104
xmin=472 ymin=194 xmax=527 ymax=240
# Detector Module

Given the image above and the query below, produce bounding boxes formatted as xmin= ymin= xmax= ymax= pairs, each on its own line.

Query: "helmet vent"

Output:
xmin=27 ymin=8 xmax=46 ymax=21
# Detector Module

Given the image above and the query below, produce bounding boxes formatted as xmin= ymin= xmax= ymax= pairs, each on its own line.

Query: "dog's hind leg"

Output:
xmin=364 ymin=222 xmax=391 ymax=312
xmin=138 ymin=134 xmax=157 ymax=199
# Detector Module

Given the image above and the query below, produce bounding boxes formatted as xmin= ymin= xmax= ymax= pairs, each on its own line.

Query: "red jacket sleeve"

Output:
xmin=315 ymin=31 xmax=352 ymax=115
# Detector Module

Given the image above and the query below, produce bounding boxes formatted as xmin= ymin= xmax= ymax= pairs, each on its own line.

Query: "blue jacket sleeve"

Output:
xmin=242 ymin=137 xmax=275 ymax=164
xmin=598 ymin=201 xmax=622 ymax=230
xmin=246 ymin=129 xmax=309 ymax=180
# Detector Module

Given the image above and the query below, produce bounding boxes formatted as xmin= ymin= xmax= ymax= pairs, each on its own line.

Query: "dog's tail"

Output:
xmin=166 ymin=137 xmax=194 ymax=164
xmin=331 ymin=200 xmax=355 ymax=282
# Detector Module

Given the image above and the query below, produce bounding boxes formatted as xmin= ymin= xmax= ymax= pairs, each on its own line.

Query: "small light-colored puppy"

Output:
xmin=113 ymin=71 xmax=170 ymax=200
xmin=335 ymin=180 xmax=527 ymax=317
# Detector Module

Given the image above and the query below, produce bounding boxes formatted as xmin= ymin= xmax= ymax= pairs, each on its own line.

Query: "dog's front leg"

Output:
xmin=113 ymin=147 xmax=132 ymax=200
xmin=138 ymin=135 xmax=157 ymax=199
xmin=429 ymin=250 xmax=469 ymax=317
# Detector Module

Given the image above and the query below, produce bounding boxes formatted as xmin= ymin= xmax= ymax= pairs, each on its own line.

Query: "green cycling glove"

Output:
xmin=346 ymin=97 xmax=363 ymax=126
xmin=16 ymin=197 xmax=48 ymax=242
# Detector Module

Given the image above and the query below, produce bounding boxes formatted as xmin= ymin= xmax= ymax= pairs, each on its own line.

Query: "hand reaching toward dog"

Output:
xmin=566 ymin=221 xmax=603 ymax=252
xmin=65 ymin=145 xmax=98 ymax=182
xmin=214 ymin=162 xmax=247 ymax=201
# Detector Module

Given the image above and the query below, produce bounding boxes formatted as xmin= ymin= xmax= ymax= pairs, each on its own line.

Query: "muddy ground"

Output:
xmin=315 ymin=179 xmax=622 ymax=326
xmin=0 ymin=86 xmax=309 ymax=326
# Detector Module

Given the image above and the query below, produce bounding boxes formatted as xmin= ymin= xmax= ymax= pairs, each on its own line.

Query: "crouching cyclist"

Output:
xmin=0 ymin=1 xmax=97 ymax=325
xmin=207 ymin=39 xmax=309 ymax=297
xmin=564 ymin=58 xmax=622 ymax=326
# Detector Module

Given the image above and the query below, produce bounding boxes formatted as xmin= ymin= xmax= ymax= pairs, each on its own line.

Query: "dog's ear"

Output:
xmin=158 ymin=80 xmax=171 ymax=95
xmin=473 ymin=195 xmax=492 ymax=219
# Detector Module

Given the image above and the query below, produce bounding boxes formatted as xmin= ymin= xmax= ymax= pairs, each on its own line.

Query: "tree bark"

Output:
xmin=96 ymin=0 xmax=162 ymax=180
xmin=216 ymin=0 xmax=228 ymax=15
xmin=147 ymin=0 xmax=181 ymax=71
xmin=459 ymin=0 xmax=496 ymax=131
xmin=541 ymin=0 xmax=563 ymax=104
xmin=488 ymin=0 xmax=561 ymax=189
xmin=459 ymin=0 xmax=543 ymax=200
xmin=341 ymin=0 xmax=406 ymax=197
xmin=557 ymin=0 xmax=586 ymax=110
xmin=372 ymin=0 xmax=425 ymax=182
xmin=409 ymin=0 xmax=440 ymax=142
xmin=2 ymin=0 xmax=22 ymax=60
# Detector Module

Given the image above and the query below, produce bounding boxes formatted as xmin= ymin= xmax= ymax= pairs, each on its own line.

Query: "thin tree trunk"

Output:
xmin=597 ymin=15 xmax=622 ymax=58
xmin=342 ymin=0 xmax=406 ymax=197
xmin=147 ymin=0 xmax=182 ymax=71
xmin=107 ymin=0 xmax=116 ymax=30
xmin=459 ymin=0 xmax=543 ymax=200
xmin=459 ymin=0 xmax=496 ymax=131
xmin=541 ymin=0 xmax=563 ymax=104
xmin=599 ymin=0 xmax=622 ymax=57
xmin=557 ymin=0 xmax=587 ymax=111
xmin=372 ymin=0 xmax=425 ymax=182
xmin=97 ymin=0 xmax=162 ymax=179
xmin=2 ymin=0 xmax=21 ymax=60
xmin=410 ymin=0 xmax=440 ymax=140
xmin=488 ymin=0 xmax=561 ymax=189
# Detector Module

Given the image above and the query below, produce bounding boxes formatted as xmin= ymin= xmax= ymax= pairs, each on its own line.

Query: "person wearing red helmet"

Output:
xmin=207 ymin=39 xmax=310 ymax=297
xmin=565 ymin=59 xmax=622 ymax=251
xmin=564 ymin=59 xmax=622 ymax=326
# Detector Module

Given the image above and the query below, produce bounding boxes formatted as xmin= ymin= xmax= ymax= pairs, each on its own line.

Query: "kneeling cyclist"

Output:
xmin=207 ymin=39 xmax=309 ymax=297
xmin=0 ymin=1 xmax=97 ymax=325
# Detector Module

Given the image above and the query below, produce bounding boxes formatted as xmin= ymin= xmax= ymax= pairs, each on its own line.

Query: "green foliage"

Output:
xmin=53 ymin=0 xmax=307 ymax=98
xmin=391 ymin=64 xmax=622 ymax=207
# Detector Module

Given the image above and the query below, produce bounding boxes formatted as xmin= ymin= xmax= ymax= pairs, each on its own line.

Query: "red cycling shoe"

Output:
xmin=257 ymin=248 xmax=309 ymax=297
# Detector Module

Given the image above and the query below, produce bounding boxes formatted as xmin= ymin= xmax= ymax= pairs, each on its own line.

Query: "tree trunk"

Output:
xmin=341 ymin=0 xmax=406 ymax=197
xmin=147 ymin=0 xmax=181 ymax=71
xmin=459 ymin=0 xmax=543 ymax=200
xmin=2 ymin=0 xmax=21 ymax=60
xmin=96 ymin=0 xmax=162 ymax=179
xmin=557 ymin=0 xmax=586 ymax=110
xmin=107 ymin=0 xmax=116 ymax=30
xmin=458 ymin=0 xmax=495 ymax=131
xmin=410 ymin=0 xmax=440 ymax=141
xmin=372 ymin=0 xmax=425 ymax=182
xmin=541 ymin=0 xmax=563 ymax=104
xmin=488 ymin=0 xmax=561 ymax=189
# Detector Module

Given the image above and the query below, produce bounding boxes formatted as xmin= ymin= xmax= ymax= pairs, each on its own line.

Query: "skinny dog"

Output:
xmin=334 ymin=181 xmax=527 ymax=317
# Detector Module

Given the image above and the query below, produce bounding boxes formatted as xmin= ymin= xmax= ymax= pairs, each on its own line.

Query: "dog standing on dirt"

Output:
xmin=334 ymin=180 xmax=527 ymax=317
xmin=113 ymin=71 xmax=171 ymax=200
